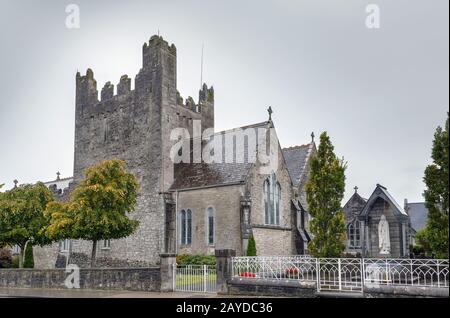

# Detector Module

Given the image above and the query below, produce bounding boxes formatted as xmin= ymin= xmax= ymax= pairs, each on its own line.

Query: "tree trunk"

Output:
xmin=22 ymin=240 xmax=30 ymax=267
xmin=91 ymin=240 xmax=97 ymax=268
xmin=19 ymin=246 xmax=24 ymax=268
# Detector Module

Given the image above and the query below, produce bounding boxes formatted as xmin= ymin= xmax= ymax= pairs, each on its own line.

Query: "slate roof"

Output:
xmin=407 ymin=202 xmax=428 ymax=232
xmin=282 ymin=144 xmax=313 ymax=187
xmin=378 ymin=185 xmax=408 ymax=216
xmin=169 ymin=122 xmax=268 ymax=191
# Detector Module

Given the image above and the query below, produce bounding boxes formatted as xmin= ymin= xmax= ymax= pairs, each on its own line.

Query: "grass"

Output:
xmin=176 ymin=274 xmax=216 ymax=287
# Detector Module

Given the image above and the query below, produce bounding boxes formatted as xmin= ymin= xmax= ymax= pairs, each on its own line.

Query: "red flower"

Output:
xmin=239 ymin=272 xmax=256 ymax=277
xmin=285 ymin=267 xmax=299 ymax=274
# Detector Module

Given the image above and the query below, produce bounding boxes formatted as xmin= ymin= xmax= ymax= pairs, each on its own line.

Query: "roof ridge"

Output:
xmin=282 ymin=143 xmax=311 ymax=150
xmin=215 ymin=121 xmax=269 ymax=135
xmin=44 ymin=176 xmax=73 ymax=183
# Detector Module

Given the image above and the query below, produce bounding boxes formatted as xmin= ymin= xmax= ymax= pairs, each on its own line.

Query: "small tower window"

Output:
xmin=206 ymin=207 xmax=215 ymax=246
xmin=180 ymin=209 xmax=192 ymax=245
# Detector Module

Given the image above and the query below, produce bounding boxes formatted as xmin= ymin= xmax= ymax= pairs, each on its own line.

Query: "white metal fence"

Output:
xmin=173 ymin=264 xmax=217 ymax=293
xmin=231 ymin=256 xmax=449 ymax=292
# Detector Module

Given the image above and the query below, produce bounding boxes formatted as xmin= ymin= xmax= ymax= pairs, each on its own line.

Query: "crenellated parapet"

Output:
xmin=74 ymin=35 xmax=214 ymax=130
xmin=175 ymin=84 xmax=214 ymax=117
xmin=101 ymin=81 xmax=114 ymax=101
xmin=142 ymin=35 xmax=177 ymax=69
xmin=76 ymin=69 xmax=135 ymax=118
xmin=117 ymin=75 xmax=131 ymax=95
xmin=76 ymin=68 xmax=98 ymax=109
xmin=199 ymin=83 xmax=214 ymax=130
xmin=199 ymin=83 xmax=214 ymax=104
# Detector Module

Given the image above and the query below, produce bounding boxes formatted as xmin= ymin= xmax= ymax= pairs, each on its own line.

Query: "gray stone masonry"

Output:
xmin=0 ymin=267 xmax=161 ymax=292
xmin=35 ymin=35 xmax=214 ymax=268
xmin=215 ymin=249 xmax=236 ymax=294
xmin=160 ymin=253 xmax=176 ymax=292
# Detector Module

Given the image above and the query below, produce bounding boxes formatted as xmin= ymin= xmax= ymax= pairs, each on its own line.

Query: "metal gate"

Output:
xmin=318 ymin=258 xmax=363 ymax=292
xmin=173 ymin=264 xmax=217 ymax=293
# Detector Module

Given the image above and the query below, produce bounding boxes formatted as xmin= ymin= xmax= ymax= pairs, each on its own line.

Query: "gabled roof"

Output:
xmin=359 ymin=184 xmax=409 ymax=220
xmin=343 ymin=191 xmax=368 ymax=222
xmin=282 ymin=143 xmax=314 ymax=187
xmin=343 ymin=192 xmax=368 ymax=210
xmin=43 ymin=176 xmax=73 ymax=192
xmin=407 ymin=202 xmax=428 ymax=232
xmin=169 ymin=121 xmax=268 ymax=191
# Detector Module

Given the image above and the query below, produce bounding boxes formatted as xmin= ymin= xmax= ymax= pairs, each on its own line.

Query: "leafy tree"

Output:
xmin=0 ymin=182 xmax=54 ymax=267
xmin=306 ymin=132 xmax=347 ymax=257
xmin=422 ymin=113 xmax=449 ymax=258
xmin=246 ymin=234 xmax=257 ymax=256
xmin=45 ymin=159 xmax=140 ymax=267
xmin=23 ymin=243 xmax=34 ymax=268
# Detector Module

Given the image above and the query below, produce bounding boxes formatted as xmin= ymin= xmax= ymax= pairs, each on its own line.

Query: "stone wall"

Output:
xmin=177 ymin=185 xmax=245 ymax=256
xmin=228 ymin=278 xmax=317 ymax=297
xmin=247 ymin=139 xmax=295 ymax=256
xmin=364 ymin=284 xmax=449 ymax=298
xmin=0 ymin=267 xmax=161 ymax=292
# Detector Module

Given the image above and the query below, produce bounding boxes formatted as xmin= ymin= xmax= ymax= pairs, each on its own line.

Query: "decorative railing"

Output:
xmin=232 ymin=256 xmax=317 ymax=282
xmin=173 ymin=264 xmax=217 ymax=293
xmin=231 ymin=256 xmax=449 ymax=291
xmin=363 ymin=258 xmax=449 ymax=288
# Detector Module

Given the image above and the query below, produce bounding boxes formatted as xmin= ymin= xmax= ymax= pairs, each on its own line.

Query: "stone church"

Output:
xmin=33 ymin=35 xmax=316 ymax=268
xmin=343 ymin=184 xmax=427 ymax=258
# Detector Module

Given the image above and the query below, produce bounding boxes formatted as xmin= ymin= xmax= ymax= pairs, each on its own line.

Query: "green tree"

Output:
xmin=246 ymin=234 xmax=257 ymax=256
xmin=306 ymin=132 xmax=347 ymax=257
xmin=23 ymin=243 xmax=34 ymax=268
xmin=0 ymin=182 xmax=54 ymax=267
xmin=422 ymin=113 xmax=449 ymax=258
xmin=45 ymin=159 xmax=140 ymax=267
xmin=414 ymin=228 xmax=431 ymax=256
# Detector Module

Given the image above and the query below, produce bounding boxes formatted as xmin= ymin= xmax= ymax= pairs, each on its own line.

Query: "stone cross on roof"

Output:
xmin=354 ymin=186 xmax=359 ymax=193
xmin=56 ymin=171 xmax=61 ymax=180
xmin=311 ymin=132 xmax=315 ymax=143
xmin=267 ymin=106 xmax=273 ymax=121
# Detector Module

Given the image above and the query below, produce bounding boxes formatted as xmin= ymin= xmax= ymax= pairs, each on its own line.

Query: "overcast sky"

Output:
xmin=0 ymin=0 xmax=448 ymax=204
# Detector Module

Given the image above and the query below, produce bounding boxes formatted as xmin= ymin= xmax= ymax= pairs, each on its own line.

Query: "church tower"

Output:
xmin=72 ymin=35 xmax=214 ymax=264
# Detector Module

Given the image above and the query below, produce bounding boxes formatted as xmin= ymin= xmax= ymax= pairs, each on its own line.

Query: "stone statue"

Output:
xmin=378 ymin=214 xmax=390 ymax=254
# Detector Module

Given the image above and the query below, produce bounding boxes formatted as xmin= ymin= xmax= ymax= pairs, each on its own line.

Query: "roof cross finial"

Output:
xmin=354 ymin=186 xmax=358 ymax=193
xmin=311 ymin=132 xmax=315 ymax=143
xmin=56 ymin=171 xmax=61 ymax=180
xmin=267 ymin=106 xmax=273 ymax=121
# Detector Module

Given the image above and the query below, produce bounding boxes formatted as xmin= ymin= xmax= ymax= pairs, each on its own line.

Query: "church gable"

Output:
xmin=343 ymin=190 xmax=367 ymax=223
xmin=359 ymin=184 xmax=409 ymax=221
xmin=354 ymin=184 xmax=411 ymax=258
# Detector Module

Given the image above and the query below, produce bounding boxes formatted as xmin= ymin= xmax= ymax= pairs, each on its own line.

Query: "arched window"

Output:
xmin=264 ymin=173 xmax=281 ymax=225
xmin=264 ymin=179 xmax=270 ymax=224
xmin=180 ymin=209 xmax=192 ymax=245
xmin=348 ymin=220 xmax=361 ymax=248
xmin=206 ymin=207 xmax=215 ymax=245
xmin=275 ymin=182 xmax=281 ymax=225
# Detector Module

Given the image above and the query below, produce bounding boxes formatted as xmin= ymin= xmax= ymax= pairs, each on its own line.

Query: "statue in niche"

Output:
xmin=378 ymin=214 xmax=391 ymax=254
